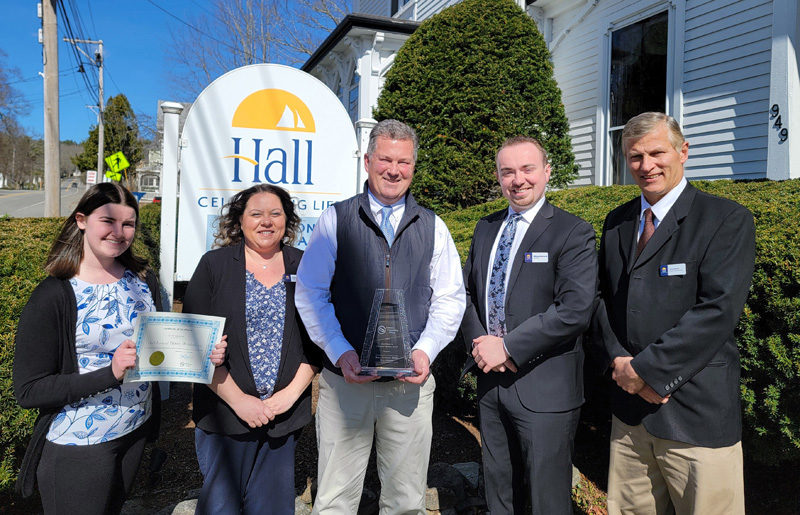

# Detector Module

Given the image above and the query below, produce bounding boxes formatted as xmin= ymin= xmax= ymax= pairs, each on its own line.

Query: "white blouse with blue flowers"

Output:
xmin=46 ymin=271 xmax=154 ymax=445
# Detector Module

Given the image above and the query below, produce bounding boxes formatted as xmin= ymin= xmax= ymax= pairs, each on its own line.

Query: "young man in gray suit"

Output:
xmin=462 ymin=136 xmax=597 ymax=514
xmin=595 ymin=112 xmax=755 ymax=514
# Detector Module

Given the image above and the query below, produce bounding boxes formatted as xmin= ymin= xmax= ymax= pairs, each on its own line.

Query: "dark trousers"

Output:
xmin=36 ymin=418 xmax=149 ymax=515
xmin=479 ymin=384 xmax=580 ymax=515
xmin=195 ymin=428 xmax=297 ymax=515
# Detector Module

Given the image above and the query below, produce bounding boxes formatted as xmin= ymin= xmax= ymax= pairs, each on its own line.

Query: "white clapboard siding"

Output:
xmin=354 ymin=0 xmax=390 ymax=16
xmin=350 ymin=0 xmax=777 ymax=183
xmin=682 ymin=0 xmax=772 ymax=179
xmin=565 ymin=117 xmax=597 ymax=186
xmin=417 ymin=0 xmax=458 ymax=20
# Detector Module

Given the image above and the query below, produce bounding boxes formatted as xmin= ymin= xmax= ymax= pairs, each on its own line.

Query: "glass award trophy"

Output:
xmin=359 ymin=289 xmax=416 ymax=377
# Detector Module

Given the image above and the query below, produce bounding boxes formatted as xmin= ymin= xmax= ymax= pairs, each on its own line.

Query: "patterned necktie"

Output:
xmin=380 ymin=206 xmax=395 ymax=246
xmin=637 ymin=208 xmax=655 ymax=257
xmin=488 ymin=212 xmax=522 ymax=336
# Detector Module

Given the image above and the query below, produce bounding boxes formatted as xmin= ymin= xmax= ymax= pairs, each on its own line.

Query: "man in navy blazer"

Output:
xmin=462 ymin=136 xmax=597 ymax=513
xmin=595 ymin=112 xmax=755 ymax=514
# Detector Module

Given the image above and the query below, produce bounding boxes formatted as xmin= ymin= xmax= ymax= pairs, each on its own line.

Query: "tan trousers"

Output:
xmin=312 ymin=368 xmax=435 ymax=515
xmin=607 ymin=416 xmax=744 ymax=515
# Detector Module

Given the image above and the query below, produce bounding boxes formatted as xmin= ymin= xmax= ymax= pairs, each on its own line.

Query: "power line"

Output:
xmin=56 ymin=0 xmax=99 ymax=105
xmin=145 ymin=0 xmax=260 ymax=61
xmin=20 ymin=88 xmax=88 ymax=106
xmin=104 ymin=67 xmax=124 ymax=97
xmin=84 ymin=0 xmax=98 ymax=37
xmin=7 ymin=68 xmax=81 ymax=85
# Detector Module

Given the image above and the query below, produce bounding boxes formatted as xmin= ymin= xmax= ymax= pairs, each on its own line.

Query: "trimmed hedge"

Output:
xmin=374 ymin=0 xmax=577 ymax=211
xmin=1 ymin=178 xmax=798 ymax=497
xmin=0 ymin=203 xmax=160 ymax=495
xmin=436 ymin=179 xmax=800 ymax=464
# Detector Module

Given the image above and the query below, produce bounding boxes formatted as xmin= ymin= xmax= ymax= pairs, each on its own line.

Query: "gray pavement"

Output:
xmin=0 ymin=178 xmax=85 ymax=217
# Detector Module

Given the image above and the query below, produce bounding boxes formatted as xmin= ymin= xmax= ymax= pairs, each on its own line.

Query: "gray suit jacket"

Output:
xmin=595 ymin=182 xmax=755 ymax=447
xmin=461 ymin=200 xmax=597 ymax=412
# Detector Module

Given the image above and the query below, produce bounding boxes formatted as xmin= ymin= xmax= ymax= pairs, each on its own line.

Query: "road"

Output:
xmin=0 ymin=178 xmax=86 ymax=218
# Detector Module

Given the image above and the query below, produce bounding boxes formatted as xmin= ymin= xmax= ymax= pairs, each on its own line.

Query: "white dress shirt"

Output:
xmin=483 ymin=195 xmax=546 ymax=330
xmin=638 ymin=177 xmax=687 ymax=240
xmin=296 ymin=190 xmax=466 ymax=367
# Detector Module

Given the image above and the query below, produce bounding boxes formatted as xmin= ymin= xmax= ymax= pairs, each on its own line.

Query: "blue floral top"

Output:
xmin=46 ymin=271 xmax=154 ymax=445
xmin=245 ymin=271 xmax=286 ymax=399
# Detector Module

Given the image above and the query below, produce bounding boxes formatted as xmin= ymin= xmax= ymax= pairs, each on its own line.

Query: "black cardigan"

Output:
xmin=13 ymin=270 xmax=164 ymax=497
xmin=183 ymin=242 xmax=320 ymax=437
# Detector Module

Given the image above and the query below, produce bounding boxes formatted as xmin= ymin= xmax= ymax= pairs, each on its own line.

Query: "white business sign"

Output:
xmin=175 ymin=64 xmax=359 ymax=281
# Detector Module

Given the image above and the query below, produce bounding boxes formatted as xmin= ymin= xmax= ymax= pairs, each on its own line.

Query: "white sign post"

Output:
xmin=172 ymin=64 xmax=359 ymax=281
xmin=159 ymin=101 xmax=184 ymax=304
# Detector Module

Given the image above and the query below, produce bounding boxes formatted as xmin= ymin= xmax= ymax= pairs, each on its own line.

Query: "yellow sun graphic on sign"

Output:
xmin=231 ymin=89 xmax=315 ymax=133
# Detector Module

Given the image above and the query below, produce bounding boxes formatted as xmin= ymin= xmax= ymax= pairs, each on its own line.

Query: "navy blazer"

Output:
xmin=461 ymin=200 xmax=597 ymax=412
xmin=595 ymin=182 xmax=755 ymax=447
xmin=183 ymin=242 xmax=321 ymax=437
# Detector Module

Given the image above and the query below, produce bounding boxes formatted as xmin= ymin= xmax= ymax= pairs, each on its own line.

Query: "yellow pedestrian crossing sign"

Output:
xmin=105 ymin=151 xmax=130 ymax=173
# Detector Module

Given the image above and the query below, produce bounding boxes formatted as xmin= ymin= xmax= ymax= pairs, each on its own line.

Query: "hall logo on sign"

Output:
xmin=223 ymin=89 xmax=316 ymax=186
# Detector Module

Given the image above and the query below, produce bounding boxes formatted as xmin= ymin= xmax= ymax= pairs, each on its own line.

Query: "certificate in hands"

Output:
xmin=124 ymin=312 xmax=225 ymax=384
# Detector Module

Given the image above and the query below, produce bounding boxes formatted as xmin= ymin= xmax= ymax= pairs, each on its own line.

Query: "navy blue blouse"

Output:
xmin=245 ymin=271 xmax=286 ymax=399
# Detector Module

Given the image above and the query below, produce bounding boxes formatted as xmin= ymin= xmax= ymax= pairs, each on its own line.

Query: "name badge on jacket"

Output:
xmin=282 ymin=274 xmax=297 ymax=282
xmin=524 ymin=252 xmax=549 ymax=263
xmin=659 ymin=264 xmax=686 ymax=277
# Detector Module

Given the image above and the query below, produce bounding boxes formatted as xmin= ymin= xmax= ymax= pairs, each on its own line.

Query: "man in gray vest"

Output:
xmin=296 ymin=119 xmax=465 ymax=514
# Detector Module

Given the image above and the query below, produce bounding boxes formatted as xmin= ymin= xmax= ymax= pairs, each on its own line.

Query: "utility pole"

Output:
xmin=97 ymin=42 xmax=104 ymax=182
xmin=41 ymin=0 xmax=60 ymax=216
xmin=64 ymin=38 xmax=104 ymax=181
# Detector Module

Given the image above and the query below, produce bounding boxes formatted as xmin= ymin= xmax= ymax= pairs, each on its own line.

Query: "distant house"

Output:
xmin=303 ymin=0 xmax=800 ymax=184
xmin=146 ymin=100 xmax=192 ymax=202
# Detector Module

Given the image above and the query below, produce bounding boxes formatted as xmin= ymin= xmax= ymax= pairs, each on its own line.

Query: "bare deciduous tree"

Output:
xmin=0 ymin=50 xmax=28 ymax=132
xmin=0 ymin=50 xmax=42 ymax=188
xmin=0 ymin=119 xmax=44 ymax=188
xmin=281 ymin=0 xmax=352 ymax=57
xmin=168 ymin=0 xmax=352 ymax=99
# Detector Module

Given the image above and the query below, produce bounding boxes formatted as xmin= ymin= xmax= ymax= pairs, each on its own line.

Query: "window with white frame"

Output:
xmin=608 ymin=11 xmax=668 ymax=185
xmin=391 ymin=0 xmax=411 ymax=16
xmin=139 ymin=174 xmax=159 ymax=192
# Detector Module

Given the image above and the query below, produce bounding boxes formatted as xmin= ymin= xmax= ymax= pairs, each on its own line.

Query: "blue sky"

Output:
xmin=0 ymin=1 xmax=235 ymax=143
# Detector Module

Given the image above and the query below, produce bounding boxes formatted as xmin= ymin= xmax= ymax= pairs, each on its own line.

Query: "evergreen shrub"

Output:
xmin=0 ymin=205 xmax=160 ymax=495
xmin=374 ymin=0 xmax=577 ymax=211
xmin=436 ymin=179 xmax=800 ymax=464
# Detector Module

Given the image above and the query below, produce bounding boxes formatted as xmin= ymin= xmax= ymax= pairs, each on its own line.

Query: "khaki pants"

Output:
xmin=312 ymin=368 xmax=435 ymax=515
xmin=607 ymin=416 xmax=744 ymax=515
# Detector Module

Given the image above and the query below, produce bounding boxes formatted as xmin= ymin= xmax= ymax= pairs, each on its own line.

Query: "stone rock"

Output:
xmin=427 ymin=462 xmax=467 ymax=499
xmin=426 ymin=486 xmax=457 ymax=511
xmin=572 ymin=465 xmax=581 ymax=488
xmin=295 ymin=496 xmax=313 ymax=515
xmin=300 ymin=480 xmax=314 ymax=504
xmin=168 ymin=499 xmax=197 ymax=515
xmin=452 ymin=462 xmax=480 ymax=491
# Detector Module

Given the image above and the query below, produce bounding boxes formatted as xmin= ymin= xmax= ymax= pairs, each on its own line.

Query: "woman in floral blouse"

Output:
xmin=184 ymin=184 xmax=321 ymax=515
xmin=13 ymin=183 xmax=224 ymax=514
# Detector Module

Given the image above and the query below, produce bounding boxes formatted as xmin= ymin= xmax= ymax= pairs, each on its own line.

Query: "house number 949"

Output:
xmin=770 ymin=104 xmax=789 ymax=142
